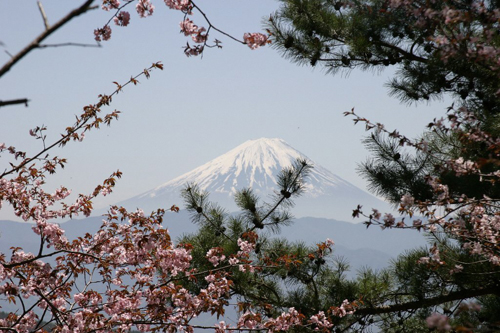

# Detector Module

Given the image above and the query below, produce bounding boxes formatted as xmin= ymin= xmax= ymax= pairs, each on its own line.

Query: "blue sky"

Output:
xmin=0 ymin=1 xmax=449 ymax=220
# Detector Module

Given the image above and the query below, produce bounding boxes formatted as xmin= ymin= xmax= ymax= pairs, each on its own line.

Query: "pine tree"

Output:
xmin=180 ymin=1 xmax=500 ymax=331
xmin=267 ymin=0 xmax=500 ymax=117
xmin=182 ymin=164 xmax=500 ymax=332
xmin=264 ymin=0 xmax=500 ymax=331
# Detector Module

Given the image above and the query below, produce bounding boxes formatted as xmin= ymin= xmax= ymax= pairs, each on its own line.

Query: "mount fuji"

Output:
xmin=117 ymin=138 xmax=390 ymax=222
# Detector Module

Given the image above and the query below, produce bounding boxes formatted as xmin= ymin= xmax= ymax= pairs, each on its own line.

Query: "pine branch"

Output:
xmin=355 ymin=285 xmax=500 ymax=316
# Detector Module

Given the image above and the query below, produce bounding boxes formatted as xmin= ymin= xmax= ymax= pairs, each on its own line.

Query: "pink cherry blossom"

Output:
xmin=114 ymin=11 xmax=131 ymax=26
xmin=136 ymin=0 xmax=154 ymax=18
xmin=101 ymin=0 xmax=120 ymax=11
xmin=165 ymin=0 xmax=192 ymax=13
xmin=243 ymin=32 xmax=268 ymax=50
xmin=206 ymin=248 xmax=226 ymax=267
xmin=94 ymin=25 xmax=112 ymax=41
xmin=180 ymin=18 xmax=207 ymax=43
xmin=183 ymin=43 xmax=204 ymax=57
xmin=426 ymin=313 xmax=451 ymax=332
xmin=400 ymin=194 xmax=414 ymax=208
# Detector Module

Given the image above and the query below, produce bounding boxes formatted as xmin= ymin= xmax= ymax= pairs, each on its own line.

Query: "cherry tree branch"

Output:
xmin=0 ymin=98 xmax=30 ymax=108
xmin=37 ymin=42 xmax=101 ymax=49
xmin=190 ymin=0 xmax=245 ymax=45
xmin=37 ymin=1 xmax=50 ymax=30
xmin=0 ymin=62 xmax=162 ymax=179
xmin=0 ymin=0 xmax=97 ymax=79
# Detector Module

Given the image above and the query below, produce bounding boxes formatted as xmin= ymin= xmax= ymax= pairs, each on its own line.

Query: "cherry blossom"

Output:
xmin=243 ymin=32 xmax=268 ymax=50
xmin=180 ymin=18 xmax=207 ymax=43
xmin=102 ymin=0 xmax=120 ymax=11
xmin=426 ymin=313 xmax=451 ymax=332
xmin=94 ymin=25 xmax=112 ymax=41
xmin=164 ymin=0 xmax=192 ymax=13
xmin=96 ymin=0 xmax=270 ymax=56
xmin=206 ymin=248 xmax=226 ymax=267
xmin=1 ymin=74 xmax=351 ymax=330
xmin=114 ymin=11 xmax=131 ymax=26
xmin=136 ymin=0 xmax=154 ymax=17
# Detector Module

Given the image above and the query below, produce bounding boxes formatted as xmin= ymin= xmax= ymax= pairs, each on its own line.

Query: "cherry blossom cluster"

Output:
xmin=165 ymin=0 xmax=192 ymax=13
xmin=1 ymin=63 xmax=163 ymax=222
xmin=225 ymin=304 xmax=351 ymax=332
xmin=346 ymin=102 xmax=500 ymax=331
xmin=101 ymin=0 xmax=121 ymax=11
xmin=94 ymin=25 xmax=112 ymax=41
xmin=136 ymin=0 xmax=154 ymax=18
xmin=426 ymin=313 xmax=451 ymax=332
xmin=0 ymin=202 xmax=231 ymax=332
xmin=417 ymin=243 xmax=445 ymax=267
xmin=180 ymin=18 xmax=207 ymax=43
xmin=205 ymin=247 xmax=225 ymax=267
xmin=1 ymin=65 xmax=356 ymax=330
xmin=331 ymin=299 xmax=357 ymax=318
xmin=95 ymin=0 xmax=270 ymax=56
xmin=243 ymin=33 xmax=269 ymax=50
xmin=0 ymin=184 xmax=353 ymax=332
xmin=426 ymin=301 xmax=481 ymax=332
xmin=114 ymin=11 xmax=131 ymax=26
xmin=229 ymin=298 xmax=357 ymax=332
xmin=348 ymin=105 xmax=500 ymax=267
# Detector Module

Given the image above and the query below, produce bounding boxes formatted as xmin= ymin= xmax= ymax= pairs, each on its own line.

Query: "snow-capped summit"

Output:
xmin=149 ymin=138 xmax=300 ymax=196
xmin=117 ymin=138 xmax=389 ymax=221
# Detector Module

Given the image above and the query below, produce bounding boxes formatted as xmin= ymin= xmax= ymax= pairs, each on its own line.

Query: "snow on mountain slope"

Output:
xmin=117 ymin=138 xmax=390 ymax=222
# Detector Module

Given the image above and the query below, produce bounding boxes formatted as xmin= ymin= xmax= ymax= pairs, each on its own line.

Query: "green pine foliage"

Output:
xmin=268 ymin=0 xmax=500 ymax=116
xmin=179 ymin=1 xmax=500 ymax=331
xmin=179 ymin=158 xmax=500 ymax=331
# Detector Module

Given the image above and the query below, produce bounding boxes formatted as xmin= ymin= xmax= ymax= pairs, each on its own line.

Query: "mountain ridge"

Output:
xmin=116 ymin=138 xmax=390 ymax=221
xmin=0 ymin=215 xmax=427 ymax=274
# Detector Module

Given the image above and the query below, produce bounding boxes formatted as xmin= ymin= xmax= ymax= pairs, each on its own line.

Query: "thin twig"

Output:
xmin=0 ymin=0 xmax=97 ymax=78
xmin=0 ymin=63 xmax=160 ymax=179
xmin=190 ymin=0 xmax=245 ymax=45
xmin=37 ymin=42 xmax=101 ymax=49
xmin=37 ymin=1 xmax=50 ymax=30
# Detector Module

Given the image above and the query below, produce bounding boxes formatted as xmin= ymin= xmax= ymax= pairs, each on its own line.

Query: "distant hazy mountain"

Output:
xmin=116 ymin=138 xmax=390 ymax=222
xmin=0 ymin=139 xmax=424 ymax=326
xmin=0 ymin=214 xmax=429 ymax=319
xmin=0 ymin=214 xmax=427 ymax=276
